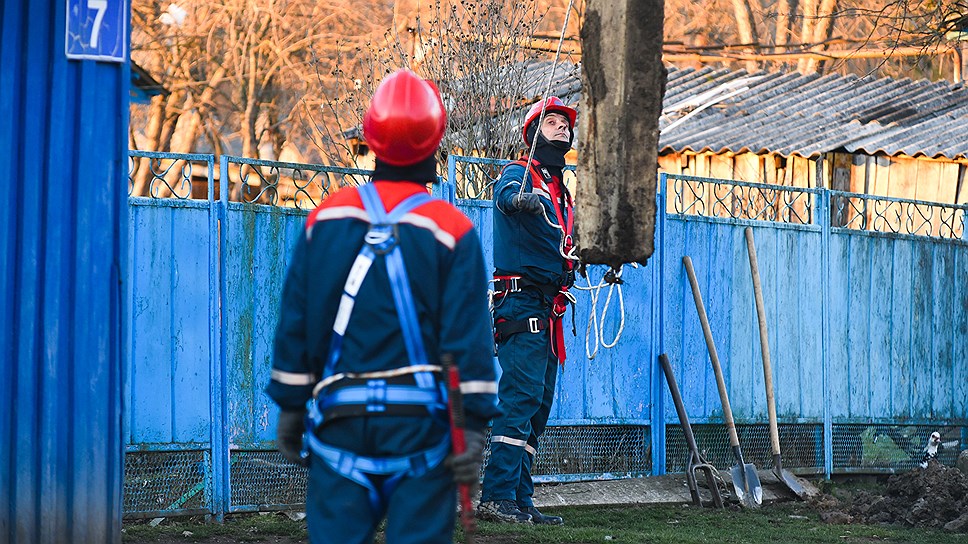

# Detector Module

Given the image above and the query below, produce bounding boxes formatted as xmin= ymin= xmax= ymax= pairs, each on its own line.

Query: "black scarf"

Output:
xmin=372 ymin=155 xmax=439 ymax=183
xmin=524 ymin=124 xmax=570 ymax=169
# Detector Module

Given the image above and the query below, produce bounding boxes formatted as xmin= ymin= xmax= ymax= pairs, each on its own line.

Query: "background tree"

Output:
xmin=129 ymin=0 xmax=380 ymax=195
xmin=302 ymin=0 xmax=582 ymax=172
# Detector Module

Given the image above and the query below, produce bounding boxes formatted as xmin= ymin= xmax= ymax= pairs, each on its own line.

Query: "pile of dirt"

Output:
xmin=810 ymin=462 xmax=968 ymax=533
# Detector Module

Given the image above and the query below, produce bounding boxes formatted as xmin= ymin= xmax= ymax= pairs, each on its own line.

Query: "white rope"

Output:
xmin=518 ymin=0 xmax=577 ymax=198
xmin=573 ymin=264 xmax=637 ymax=359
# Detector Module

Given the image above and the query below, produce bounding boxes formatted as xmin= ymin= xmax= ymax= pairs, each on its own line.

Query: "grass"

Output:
xmin=470 ymin=502 xmax=966 ymax=543
xmin=122 ymin=502 xmax=966 ymax=543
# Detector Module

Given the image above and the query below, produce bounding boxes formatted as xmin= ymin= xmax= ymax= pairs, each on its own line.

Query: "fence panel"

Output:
xmin=828 ymin=228 xmax=968 ymax=422
xmin=661 ymin=176 xmax=825 ymax=425
xmin=128 ymin=200 xmax=213 ymax=444
xmin=125 ymin=152 xmax=219 ymax=518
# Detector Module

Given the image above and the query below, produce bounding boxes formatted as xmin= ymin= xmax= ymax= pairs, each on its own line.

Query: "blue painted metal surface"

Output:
xmin=123 ymin=154 xmax=968 ymax=517
xmin=1 ymin=1 xmax=128 ymax=541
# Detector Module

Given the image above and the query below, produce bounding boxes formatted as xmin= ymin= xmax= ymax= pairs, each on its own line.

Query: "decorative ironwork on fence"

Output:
xmin=669 ymin=174 xmax=817 ymax=225
xmin=831 ymin=191 xmax=967 ymax=240
xmin=221 ymin=156 xmax=371 ymax=210
xmin=447 ymin=155 xmax=577 ymax=200
xmin=128 ymin=151 xmax=215 ymax=199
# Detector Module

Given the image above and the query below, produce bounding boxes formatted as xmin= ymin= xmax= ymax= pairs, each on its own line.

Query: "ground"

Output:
xmin=809 ymin=461 xmax=968 ymax=532
xmin=123 ymin=463 xmax=968 ymax=543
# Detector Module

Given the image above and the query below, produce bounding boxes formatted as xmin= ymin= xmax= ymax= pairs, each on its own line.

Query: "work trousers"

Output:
xmin=481 ymin=289 xmax=559 ymax=507
xmin=306 ymin=451 xmax=456 ymax=544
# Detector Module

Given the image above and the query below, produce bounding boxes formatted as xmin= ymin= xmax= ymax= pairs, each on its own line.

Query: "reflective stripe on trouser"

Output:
xmin=481 ymin=290 xmax=559 ymax=504
xmin=306 ymin=454 xmax=456 ymax=544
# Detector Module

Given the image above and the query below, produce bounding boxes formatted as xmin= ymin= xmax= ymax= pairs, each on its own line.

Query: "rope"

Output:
xmin=518 ymin=0 xmax=576 ymax=199
xmin=573 ymin=264 xmax=637 ymax=360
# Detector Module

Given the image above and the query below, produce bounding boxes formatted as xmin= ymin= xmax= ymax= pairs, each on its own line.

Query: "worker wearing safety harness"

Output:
xmin=266 ymin=69 xmax=499 ymax=544
xmin=478 ymin=97 xmax=576 ymax=526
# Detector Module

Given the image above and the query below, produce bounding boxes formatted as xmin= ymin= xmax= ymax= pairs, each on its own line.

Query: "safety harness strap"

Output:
xmin=319 ymin=385 xmax=445 ymax=412
xmin=357 ymin=183 xmax=436 ymax=388
xmin=323 ymin=183 xmax=434 ymax=382
xmin=492 ymin=274 xmax=560 ymax=299
xmin=304 ymin=431 xmax=450 ymax=516
xmin=493 ymin=317 xmax=548 ymax=342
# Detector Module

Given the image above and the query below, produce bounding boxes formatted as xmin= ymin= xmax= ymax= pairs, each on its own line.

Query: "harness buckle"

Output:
xmin=508 ymin=276 xmax=520 ymax=292
xmin=528 ymin=317 xmax=541 ymax=334
xmin=365 ymin=224 xmax=398 ymax=255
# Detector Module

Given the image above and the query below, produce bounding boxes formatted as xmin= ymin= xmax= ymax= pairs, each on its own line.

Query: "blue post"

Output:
xmin=819 ymin=189 xmax=833 ymax=478
xmin=444 ymin=154 xmax=458 ymax=204
xmin=651 ymin=173 xmax=668 ymax=476
xmin=210 ymin=154 xmax=231 ymax=519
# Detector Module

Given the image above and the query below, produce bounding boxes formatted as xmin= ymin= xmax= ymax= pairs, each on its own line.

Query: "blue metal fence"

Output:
xmin=124 ymin=152 xmax=968 ymax=518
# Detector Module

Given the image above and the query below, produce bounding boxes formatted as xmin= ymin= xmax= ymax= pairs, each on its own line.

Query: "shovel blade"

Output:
xmin=730 ymin=463 xmax=763 ymax=507
xmin=775 ymin=468 xmax=816 ymax=499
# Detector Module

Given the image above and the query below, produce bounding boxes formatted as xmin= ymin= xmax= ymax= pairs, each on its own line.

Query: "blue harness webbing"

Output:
xmin=303 ymin=182 xmax=449 ymax=515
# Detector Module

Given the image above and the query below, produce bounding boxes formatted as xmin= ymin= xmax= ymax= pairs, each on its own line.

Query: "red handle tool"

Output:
xmin=441 ymin=353 xmax=476 ymax=542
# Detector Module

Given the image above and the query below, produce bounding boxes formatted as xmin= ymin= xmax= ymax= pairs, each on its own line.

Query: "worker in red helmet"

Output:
xmin=267 ymin=69 xmax=499 ymax=544
xmin=478 ymin=97 xmax=576 ymax=526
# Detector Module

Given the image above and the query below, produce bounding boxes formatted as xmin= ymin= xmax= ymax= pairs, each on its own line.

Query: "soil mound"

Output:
xmin=811 ymin=461 xmax=968 ymax=533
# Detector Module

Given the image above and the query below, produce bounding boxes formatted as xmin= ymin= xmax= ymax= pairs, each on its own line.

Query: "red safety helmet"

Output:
xmin=363 ymin=70 xmax=447 ymax=166
xmin=522 ymin=96 xmax=577 ymax=146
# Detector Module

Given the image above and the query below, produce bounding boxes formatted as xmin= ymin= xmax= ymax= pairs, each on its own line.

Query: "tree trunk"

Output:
xmin=798 ymin=0 xmax=838 ymax=73
xmin=774 ymin=0 xmax=796 ymax=49
xmin=730 ymin=0 xmax=761 ymax=72
xmin=769 ymin=0 xmax=798 ymax=71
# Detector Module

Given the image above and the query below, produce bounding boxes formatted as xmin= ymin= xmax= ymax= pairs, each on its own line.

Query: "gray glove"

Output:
xmin=276 ymin=410 xmax=308 ymax=466
xmin=448 ymin=429 xmax=486 ymax=484
xmin=511 ymin=193 xmax=544 ymax=214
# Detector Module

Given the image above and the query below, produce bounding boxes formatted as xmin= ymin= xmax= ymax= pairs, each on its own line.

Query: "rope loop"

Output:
xmin=575 ymin=263 xmax=638 ymax=359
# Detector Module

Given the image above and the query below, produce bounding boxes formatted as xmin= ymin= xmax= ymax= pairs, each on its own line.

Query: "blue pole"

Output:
xmin=651 ymin=173 xmax=668 ymax=476
xmin=209 ymin=154 xmax=231 ymax=519
xmin=819 ymin=189 xmax=833 ymax=478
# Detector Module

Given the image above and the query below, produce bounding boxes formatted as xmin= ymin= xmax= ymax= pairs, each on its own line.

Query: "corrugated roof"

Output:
xmin=517 ymin=61 xmax=968 ymax=160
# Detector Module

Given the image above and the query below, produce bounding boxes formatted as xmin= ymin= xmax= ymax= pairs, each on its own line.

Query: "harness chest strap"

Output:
xmin=519 ymin=159 xmax=575 ymax=266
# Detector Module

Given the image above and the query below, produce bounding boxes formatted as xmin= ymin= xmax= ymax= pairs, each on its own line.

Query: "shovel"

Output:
xmin=683 ymin=256 xmax=762 ymax=507
xmin=659 ymin=353 xmax=724 ymax=508
xmin=744 ymin=228 xmax=812 ymax=499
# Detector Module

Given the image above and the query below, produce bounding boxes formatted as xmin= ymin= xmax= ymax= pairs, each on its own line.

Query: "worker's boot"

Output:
xmin=520 ymin=505 xmax=564 ymax=525
xmin=477 ymin=500 xmax=533 ymax=524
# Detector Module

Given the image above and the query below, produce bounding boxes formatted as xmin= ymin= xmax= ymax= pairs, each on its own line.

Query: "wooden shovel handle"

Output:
xmin=745 ymin=227 xmax=781 ymax=456
xmin=682 ymin=256 xmax=741 ymax=449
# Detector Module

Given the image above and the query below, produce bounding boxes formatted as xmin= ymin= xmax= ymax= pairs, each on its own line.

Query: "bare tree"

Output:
xmin=662 ymin=0 xmax=967 ymax=78
xmin=306 ymin=0 xmax=575 ymax=177
xmin=130 ymin=0 xmax=381 ymax=195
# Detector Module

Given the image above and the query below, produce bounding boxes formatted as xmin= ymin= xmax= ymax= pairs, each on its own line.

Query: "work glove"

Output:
xmin=511 ymin=193 xmax=544 ymax=215
xmin=276 ymin=410 xmax=308 ymax=466
xmin=447 ymin=429 xmax=486 ymax=484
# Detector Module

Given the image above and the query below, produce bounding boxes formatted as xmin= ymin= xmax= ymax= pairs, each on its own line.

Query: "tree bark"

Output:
xmin=798 ymin=0 xmax=839 ymax=73
xmin=730 ymin=0 xmax=761 ymax=72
